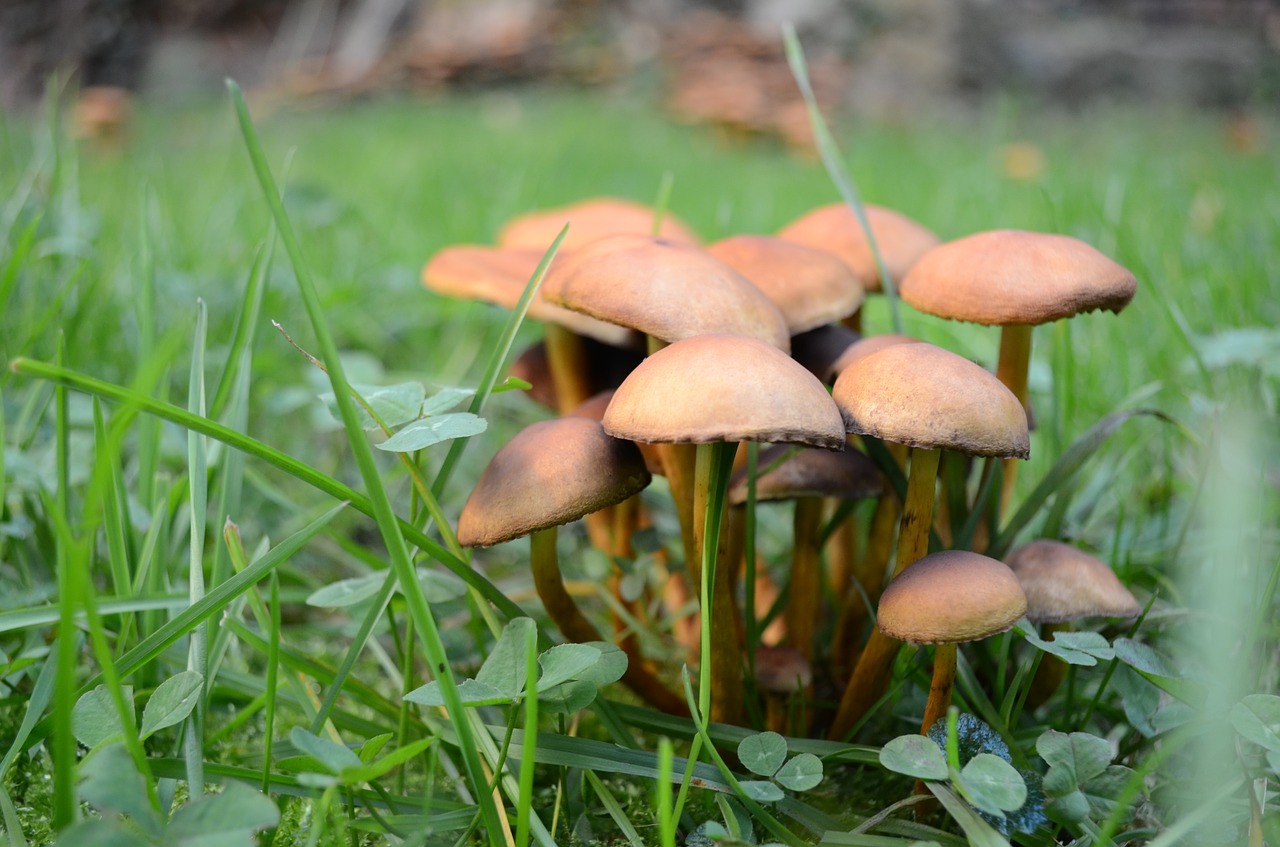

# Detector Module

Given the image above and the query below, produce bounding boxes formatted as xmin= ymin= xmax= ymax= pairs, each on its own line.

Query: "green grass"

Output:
xmin=1 ymin=84 xmax=1278 ymax=845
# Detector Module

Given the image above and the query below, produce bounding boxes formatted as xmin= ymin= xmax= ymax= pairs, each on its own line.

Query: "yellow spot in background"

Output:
xmin=1001 ymin=141 xmax=1045 ymax=181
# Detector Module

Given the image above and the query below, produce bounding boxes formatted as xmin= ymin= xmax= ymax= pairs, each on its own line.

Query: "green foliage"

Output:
xmin=58 ymin=745 xmax=278 ymax=846
xmin=1036 ymin=730 xmax=1136 ymax=826
xmin=404 ymin=617 xmax=626 ymax=712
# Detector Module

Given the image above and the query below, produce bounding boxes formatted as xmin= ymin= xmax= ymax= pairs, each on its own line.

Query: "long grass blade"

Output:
xmin=783 ymin=24 xmax=903 ymax=334
xmin=227 ymin=78 xmax=504 ymax=844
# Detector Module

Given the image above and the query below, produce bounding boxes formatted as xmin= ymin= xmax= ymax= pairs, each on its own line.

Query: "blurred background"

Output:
xmin=3 ymin=0 xmax=1278 ymax=145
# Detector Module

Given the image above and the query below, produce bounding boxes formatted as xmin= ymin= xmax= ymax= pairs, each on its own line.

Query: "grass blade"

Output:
xmin=783 ymin=23 xmax=903 ymax=334
xmin=226 ymin=78 xmax=503 ymax=844
xmin=185 ymin=299 xmax=210 ymax=794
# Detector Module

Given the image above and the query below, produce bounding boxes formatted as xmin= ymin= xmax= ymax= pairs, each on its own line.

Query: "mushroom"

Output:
xmin=828 ymin=342 xmax=1029 ymax=739
xmin=457 ymin=416 xmax=685 ymax=714
xmin=543 ymin=234 xmax=793 ymax=646
xmin=876 ymin=550 xmax=1027 ymax=735
xmin=497 ymin=197 xmax=701 ymax=251
xmin=603 ymin=334 xmax=846 ymax=724
xmin=706 ymin=235 xmax=864 ymax=335
xmin=1004 ymin=539 xmax=1141 ymax=706
xmin=421 ymin=243 xmax=640 ymax=414
xmin=898 ymin=230 xmax=1137 ymax=507
xmin=754 ymin=645 xmax=813 ymax=735
xmin=777 ymin=203 xmax=940 ymax=332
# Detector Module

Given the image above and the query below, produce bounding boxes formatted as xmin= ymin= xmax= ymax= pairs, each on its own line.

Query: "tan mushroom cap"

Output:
xmin=777 ymin=203 xmax=940 ymax=293
xmin=422 ymin=244 xmax=639 ymax=347
xmin=728 ymin=444 xmax=884 ymax=505
xmin=832 ymin=342 xmax=1030 ymax=459
xmin=878 ymin=550 xmax=1028 ymax=644
xmin=706 ymin=235 xmax=865 ymax=334
xmin=754 ymin=645 xmax=813 ymax=693
xmin=829 ymin=333 xmax=921 ymax=382
xmin=457 ymin=417 xmax=651 ymax=547
xmin=602 ymin=334 xmax=846 ymax=449
xmin=899 ymin=230 xmax=1138 ymax=326
xmin=542 ymin=234 xmax=791 ymax=352
xmin=497 ymin=197 xmax=701 ymax=251
xmin=1004 ymin=539 xmax=1141 ymax=624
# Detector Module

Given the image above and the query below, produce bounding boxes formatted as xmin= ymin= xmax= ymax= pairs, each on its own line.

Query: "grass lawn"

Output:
xmin=1 ymin=85 xmax=1278 ymax=845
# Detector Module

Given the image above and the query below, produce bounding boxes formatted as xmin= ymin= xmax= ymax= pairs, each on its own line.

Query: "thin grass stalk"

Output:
xmin=184 ymin=299 xmax=209 ymax=794
xmin=50 ymin=334 xmax=75 ymax=829
xmin=515 ymin=625 xmax=539 ymax=847
xmin=679 ymin=670 xmax=808 ymax=847
xmin=782 ymin=24 xmax=903 ymax=335
xmin=262 ymin=573 xmax=280 ymax=798
xmin=227 ymin=80 xmax=504 ymax=844
xmin=743 ymin=442 xmax=759 ymax=677
xmin=657 ymin=737 xmax=676 ymax=847
xmin=135 ymin=188 xmax=160 ymax=513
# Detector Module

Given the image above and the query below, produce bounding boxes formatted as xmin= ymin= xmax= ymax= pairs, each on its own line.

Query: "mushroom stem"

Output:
xmin=995 ymin=323 xmax=1033 ymax=511
xmin=529 ymin=528 xmax=687 ymax=715
xmin=693 ymin=440 xmax=744 ymax=725
xmin=543 ymin=324 xmax=594 ymax=415
xmin=919 ymin=642 xmax=958 ymax=736
xmin=786 ymin=496 xmax=824 ymax=662
xmin=829 ymin=447 xmax=941 ymax=739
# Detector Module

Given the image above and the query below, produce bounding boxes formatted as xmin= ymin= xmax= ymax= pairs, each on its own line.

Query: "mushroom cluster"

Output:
xmin=421 ymin=194 xmax=1142 ymax=741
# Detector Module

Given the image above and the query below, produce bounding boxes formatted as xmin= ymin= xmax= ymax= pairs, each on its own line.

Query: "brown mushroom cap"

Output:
xmin=497 ymin=197 xmax=700 ymax=251
xmin=602 ymin=334 xmax=846 ymax=449
xmin=1004 ymin=539 xmax=1141 ymax=624
xmin=899 ymin=230 xmax=1138 ymax=326
xmin=728 ymin=444 xmax=884 ymax=505
xmin=753 ymin=645 xmax=813 ymax=693
xmin=829 ymin=333 xmax=921 ymax=382
xmin=877 ymin=550 xmax=1028 ymax=644
xmin=777 ymin=203 xmax=940 ymax=293
xmin=706 ymin=235 xmax=865 ymax=334
xmin=832 ymin=342 xmax=1030 ymax=458
xmin=541 ymin=234 xmax=791 ymax=352
xmin=457 ymin=417 xmax=651 ymax=547
xmin=421 ymin=244 xmax=640 ymax=347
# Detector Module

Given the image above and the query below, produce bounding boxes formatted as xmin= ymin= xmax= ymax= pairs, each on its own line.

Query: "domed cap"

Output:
xmin=422 ymin=244 xmax=639 ymax=347
xmin=602 ymin=334 xmax=845 ymax=449
xmin=728 ymin=444 xmax=884 ymax=505
xmin=899 ymin=230 xmax=1137 ymax=326
xmin=542 ymin=235 xmax=791 ymax=352
xmin=457 ymin=417 xmax=651 ymax=547
xmin=829 ymin=333 xmax=921 ymax=383
xmin=497 ymin=197 xmax=700 ymax=251
xmin=706 ymin=235 xmax=864 ymax=334
xmin=777 ymin=203 xmax=939 ymax=293
xmin=1004 ymin=539 xmax=1141 ymax=624
xmin=877 ymin=550 xmax=1027 ymax=644
xmin=753 ymin=645 xmax=813 ymax=693
xmin=832 ymin=342 xmax=1029 ymax=459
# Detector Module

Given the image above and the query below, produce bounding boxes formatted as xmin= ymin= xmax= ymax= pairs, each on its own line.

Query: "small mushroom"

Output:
xmin=458 ymin=417 xmax=685 ymax=714
xmin=877 ymin=550 xmax=1027 ymax=735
